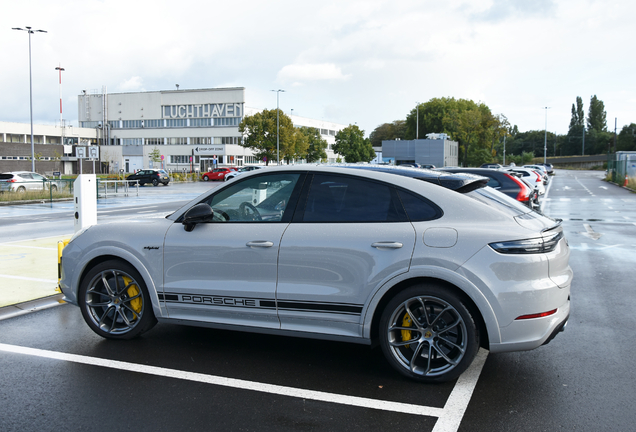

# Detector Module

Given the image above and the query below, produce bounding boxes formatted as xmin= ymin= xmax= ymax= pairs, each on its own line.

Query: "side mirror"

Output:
xmin=182 ymin=203 xmax=214 ymax=232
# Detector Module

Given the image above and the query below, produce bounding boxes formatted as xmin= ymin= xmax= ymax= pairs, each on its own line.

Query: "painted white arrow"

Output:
xmin=599 ymin=186 xmax=608 ymax=190
xmin=581 ymin=224 xmax=603 ymax=240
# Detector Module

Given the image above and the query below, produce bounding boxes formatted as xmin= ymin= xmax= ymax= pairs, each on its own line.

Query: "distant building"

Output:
xmin=382 ymin=136 xmax=459 ymax=167
xmin=0 ymin=121 xmax=97 ymax=174
xmin=78 ymin=87 xmax=347 ymax=174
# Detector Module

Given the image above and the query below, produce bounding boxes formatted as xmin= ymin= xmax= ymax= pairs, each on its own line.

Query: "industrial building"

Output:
xmin=1 ymin=87 xmax=347 ymax=175
xmin=382 ymin=134 xmax=459 ymax=167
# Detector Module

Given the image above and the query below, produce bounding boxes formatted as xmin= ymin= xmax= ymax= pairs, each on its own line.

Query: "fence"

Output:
xmin=96 ymin=180 xmax=140 ymax=198
xmin=607 ymin=153 xmax=636 ymax=187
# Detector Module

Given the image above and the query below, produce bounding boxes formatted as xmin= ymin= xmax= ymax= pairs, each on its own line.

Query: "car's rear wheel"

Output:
xmin=50 ymin=184 xmax=58 ymax=192
xmin=17 ymin=186 xmax=26 ymax=193
xmin=379 ymin=285 xmax=479 ymax=382
xmin=152 ymin=178 xmax=159 ymax=186
xmin=203 ymin=175 xmax=209 ymax=181
xmin=78 ymin=260 xmax=157 ymax=339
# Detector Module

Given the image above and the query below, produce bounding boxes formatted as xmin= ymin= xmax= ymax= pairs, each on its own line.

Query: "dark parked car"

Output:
xmin=127 ymin=169 xmax=170 ymax=186
xmin=437 ymin=167 xmax=534 ymax=208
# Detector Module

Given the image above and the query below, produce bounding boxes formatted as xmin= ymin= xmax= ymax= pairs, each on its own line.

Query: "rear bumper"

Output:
xmin=489 ymin=298 xmax=570 ymax=353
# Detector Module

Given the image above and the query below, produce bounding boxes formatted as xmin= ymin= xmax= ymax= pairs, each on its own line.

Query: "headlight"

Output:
xmin=489 ymin=231 xmax=563 ymax=254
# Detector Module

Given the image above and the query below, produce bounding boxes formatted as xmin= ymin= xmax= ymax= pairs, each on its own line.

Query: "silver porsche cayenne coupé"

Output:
xmin=59 ymin=165 xmax=572 ymax=382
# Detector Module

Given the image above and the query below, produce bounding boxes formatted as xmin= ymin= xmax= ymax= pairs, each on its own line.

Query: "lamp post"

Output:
xmin=55 ymin=64 xmax=65 ymax=127
xmin=271 ymin=89 xmax=285 ymax=164
xmin=12 ymin=26 xmax=47 ymax=172
xmin=543 ymin=107 xmax=550 ymax=164
xmin=416 ymin=102 xmax=419 ymax=140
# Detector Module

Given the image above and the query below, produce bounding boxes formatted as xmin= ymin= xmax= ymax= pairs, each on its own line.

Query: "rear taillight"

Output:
xmin=489 ymin=231 xmax=564 ymax=254
xmin=515 ymin=309 xmax=557 ymax=320
xmin=533 ymin=171 xmax=542 ymax=183
xmin=504 ymin=173 xmax=530 ymax=202
xmin=8 ymin=178 xmax=16 ymax=183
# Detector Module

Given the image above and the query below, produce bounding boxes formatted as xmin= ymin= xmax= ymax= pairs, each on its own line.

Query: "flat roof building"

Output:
xmin=382 ymin=136 xmax=459 ymax=167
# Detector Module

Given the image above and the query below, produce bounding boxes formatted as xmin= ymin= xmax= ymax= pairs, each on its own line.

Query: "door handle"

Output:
xmin=371 ymin=242 xmax=403 ymax=249
xmin=246 ymin=241 xmax=274 ymax=248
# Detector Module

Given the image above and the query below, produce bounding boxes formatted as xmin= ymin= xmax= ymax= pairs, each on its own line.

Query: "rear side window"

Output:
xmin=396 ymin=189 xmax=442 ymax=221
xmin=302 ymin=174 xmax=405 ymax=222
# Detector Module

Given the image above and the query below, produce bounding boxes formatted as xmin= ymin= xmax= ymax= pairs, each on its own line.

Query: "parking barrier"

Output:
xmin=97 ymin=179 xmax=139 ymax=198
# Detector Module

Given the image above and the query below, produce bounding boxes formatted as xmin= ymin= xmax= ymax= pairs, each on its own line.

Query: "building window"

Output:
xmin=145 ymin=138 xmax=165 ymax=145
xmin=191 ymin=137 xmax=212 ymax=145
xmin=122 ymin=138 xmax=143 ymax=146
xmin=122 ymin=120 xmax=144 ymax=128
xmin=170 ymin=155 xmax=191 ymax=164
xmin=166 ymin=119 xmax=187 ymax=128
xmin=108 ymin=120 xmax=121 ymax=129
xmin=221 ymin=137 xmax=240 ymax=145
xmin=143 ymin=119 xmax=164 ymax=128
xmin=213 ymin=117 xmax=240 ymax=126
xmin=190 ymin=118 xmax=212 ymax=127
xmin=168 ymin=137 xmax=188 ymax=145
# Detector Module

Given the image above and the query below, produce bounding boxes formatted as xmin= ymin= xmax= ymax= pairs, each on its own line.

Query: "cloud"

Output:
xmin=118 ymin=76 xmax=145 ymax=92
xmin=277 ymin=63 xmax=351 ymax=85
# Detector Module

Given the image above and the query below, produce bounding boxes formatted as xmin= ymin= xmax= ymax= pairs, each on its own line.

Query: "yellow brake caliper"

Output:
xmin=122 ymin=276 xmax=142 ymax=316
xmin=401 ymin=313 xmax=412 ymax=348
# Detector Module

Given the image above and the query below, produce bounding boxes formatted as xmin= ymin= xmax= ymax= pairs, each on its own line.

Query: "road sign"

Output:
xmin=75 ymin=147 xmax=86 ymax=158
xmin=88 ymin=146 xmax=99 ymax=159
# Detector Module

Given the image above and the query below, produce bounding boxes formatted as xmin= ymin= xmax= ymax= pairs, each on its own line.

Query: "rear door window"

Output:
xmin=301 ymin=174 xmax=406 ymax=222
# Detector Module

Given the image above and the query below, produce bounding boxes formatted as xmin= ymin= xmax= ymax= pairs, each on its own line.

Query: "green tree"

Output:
xmin=587 ymin=95 xmax=607 ymax=132
xmin=238 ymin=109 xmax=295 ymax=165
xmin=333 ymin=124 xmax=375 ymax=163
xmin=149 ymin=147 xmax=161 ymax=164
xmin=569 ymin=96 xmax=584 ymax=131
xmin=369 ymin=120 xmax=406 ymax=147
xmin=404 ymin=97 xmax=503 ymax=166
xmin=297 ymin=126 xmax=328 ymax=162
xmin=617 ymin=124 xmax=636 ymax=152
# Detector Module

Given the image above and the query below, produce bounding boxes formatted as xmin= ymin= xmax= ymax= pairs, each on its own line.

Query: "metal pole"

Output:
xmin=543 ymin=107 xmax=550 ymax=164
xmin=582 ymin=127 xmax=585 ymax=155
xmin=614 ymin=117 xmax=617 ymax=153
xmin=271 ymin=89 xmax=285 ymax=164
xmin=13 ymin=27 xmax=47 ymax=172
xmin=55 ymin=64 xmax=64 ymax=127
xmin=503 ymin=135 xmax=506 ymax=166
xmin=416 ymin=102 xmax=419 ymax=140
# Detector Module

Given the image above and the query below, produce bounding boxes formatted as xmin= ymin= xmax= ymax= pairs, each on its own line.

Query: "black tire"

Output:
xmin=139 ymin=182 xmax=145 ymax=187
xmin=152 ymin=178 xmax=159 ymax=186
xmin=17 ymin=186 xmax=26 ymax=193
xmin=203 ymin=175 xmax=209 ymax=181
xmin=50 ymin=184 xmax=58 ymax=192
xmin=379 ymin=284 xmax=479 ymax=383
xmin=78 ymin=259 xmax=157 ymax=340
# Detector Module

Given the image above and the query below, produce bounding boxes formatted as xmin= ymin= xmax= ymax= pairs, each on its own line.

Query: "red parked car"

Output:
xmin=201 ymin=167 xmax=237 ymax=181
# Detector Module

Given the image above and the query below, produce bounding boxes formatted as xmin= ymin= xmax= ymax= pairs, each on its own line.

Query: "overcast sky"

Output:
xmin=3 ymin=0 xmax=635 ymax=137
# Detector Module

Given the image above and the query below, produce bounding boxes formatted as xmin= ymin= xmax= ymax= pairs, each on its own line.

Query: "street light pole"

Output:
xmin=416 ymin=102 xmax=419 ymax=140
xmin=271 ymin=89 xmax=285 ymax=164
xmin=13 ymin=26 xmax=47 ymax=172
xmin=55 ymin=64 xmax=65 ymax=127
xmin=543 ymin=107 xmax=550 ymax=164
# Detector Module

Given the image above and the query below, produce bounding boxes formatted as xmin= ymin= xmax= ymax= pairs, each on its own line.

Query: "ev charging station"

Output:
xmin=74 ymin=174 xmax=97 ymax=233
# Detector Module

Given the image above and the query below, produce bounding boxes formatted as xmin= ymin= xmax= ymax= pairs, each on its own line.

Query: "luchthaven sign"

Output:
xmin=162 ymin=103 xmax=244 ymax=119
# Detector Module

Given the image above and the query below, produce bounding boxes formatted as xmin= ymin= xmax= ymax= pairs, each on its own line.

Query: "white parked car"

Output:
xmin=0 ymin=171 xmax=62 ymax=193
xmin=59 ymin=165 xmax=572 ymax=382
xmin=224 ymin=165 xmax=264 ymax=181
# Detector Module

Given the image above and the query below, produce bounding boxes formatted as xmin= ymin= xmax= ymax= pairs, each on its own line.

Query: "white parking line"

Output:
xmin=0 ymin=342 xmax=487 ymax=429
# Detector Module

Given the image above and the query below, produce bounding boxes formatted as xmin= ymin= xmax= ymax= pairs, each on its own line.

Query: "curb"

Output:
xmin=0 ymin=294 xmax=66 ymax=321
xmin=0 ymin=198 xmax=73 ymax=207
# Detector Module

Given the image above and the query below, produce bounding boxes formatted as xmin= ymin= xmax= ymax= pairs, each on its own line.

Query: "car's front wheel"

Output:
xmin=78 ymin=260 xmax=157 ymax=339
xmin=379 ymin=285 xmax=479 ymax=383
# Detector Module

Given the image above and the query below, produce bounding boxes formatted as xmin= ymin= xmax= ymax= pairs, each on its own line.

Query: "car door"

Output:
xmin=162 ymin=171 xmax=304 ymax=328
xmin=276 ymin=173 xmax=416 ymax=338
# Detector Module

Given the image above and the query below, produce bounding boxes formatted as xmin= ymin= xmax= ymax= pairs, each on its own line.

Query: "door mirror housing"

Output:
xmin=182 ymin=203 xmax=214 ymax=232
